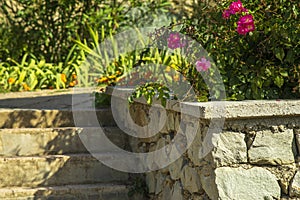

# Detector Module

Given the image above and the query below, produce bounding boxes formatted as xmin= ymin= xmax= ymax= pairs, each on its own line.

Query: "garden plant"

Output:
xmin=0 ymin=0 xmax=299 ymax=104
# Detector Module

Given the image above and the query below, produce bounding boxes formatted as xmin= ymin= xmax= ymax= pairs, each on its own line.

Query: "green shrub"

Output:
xmin=0 ymin=0 xmax=172 ymax=93
xmin=74 ymin=0 xmax=173 ymax=87
xmin=104 ymin=0 xmax=299 ymax=105
xmin=0 ymin=0 xmax=171 ymax=64
xmin=189 ymin=0 xmax=300 ymax=100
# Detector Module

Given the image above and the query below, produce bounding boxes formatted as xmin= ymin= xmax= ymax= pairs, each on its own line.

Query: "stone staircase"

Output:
xmin=0 ymin=90 xmax=143 ymax=200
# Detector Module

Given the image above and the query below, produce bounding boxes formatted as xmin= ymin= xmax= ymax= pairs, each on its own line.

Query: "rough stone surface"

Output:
xmin=171 ymin=181 xmax=184 ymax=200
xmin=200 ymin=165 xmax=218 ymax=200
xmin=211 ymin=131 xmax=247 ymax=167
xmin=266 ymin=164 xmax=297 ymax=195
xmin=0 ymin=89 xmax=91 ymax=109
xmin=295 ymin=131 xmax=300 ymax=155
xmin=0 ymin=108 xmax=116 ymax=128
xmin=0 ymin=89 xmax=140 ymax=200
xmin=146 ymin=172 xmax=156 ymax=194
xmin=190 ymin=194 xmax=210 ymax=200
xmin=211 ymin=167 xmax=281 ymax=200
xmin=161 ymin=184 xmax=172 ymax=200
xmin=248 ymin=130 xmax=295 ymax=165
xmin=290 ymin=170 xmax=300 ymax=197
xmin=0 ymin=183 xmax=139 ymax=200
xmin=3 ymin=89 xmax=300 ymax=200
xmin=180 ymin=165 xmax=202 ymax=193
xmin=169 ymin=157 xmax=184 ymax=180
xmin=155 ymin=172 xmax=166 ymax=195
xmin=187 ymin=127 xmax=203 ymax=166
xmin=0 ymin=127 xmax=128 ymax=156
xmin=0 ymin=154 xmax=128 ymax=187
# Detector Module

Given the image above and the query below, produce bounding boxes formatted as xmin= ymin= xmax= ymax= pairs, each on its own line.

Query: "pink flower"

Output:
xmin=246 ymin=23 xmax=255 ymax=32
xmin=167 ymin=33 xmax=186 ymax=49
xmin=222 ymin=9 xmax=231 ymax=19
xmin=238 ymin=14 xmax=254 ymax=24
xmin=195 ymin=58 xmax=211 ymax=72
xmin=237 ymin=25 xmax=248 ymax=35
xmin=236 ymin=14 xmax=255 ymax=35
xmin=241 ymin=7 xmax=248 ymax=13
xmin=222 ymin=1 xmax=248 ymax=20
xmin=229 ymin=0 xmax=244 ymax=14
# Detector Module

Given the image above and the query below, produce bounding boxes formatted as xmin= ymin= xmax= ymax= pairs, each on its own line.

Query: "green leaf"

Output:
xmin=285 ymin=50 xmax=295 ymax=63
xmin=136 ymin=90 xmax=141 ymax=98
xmin=274 ymin=48 xmax=285 ymax=62
xmin=274 ymin=76 xmax=284 ymax=88
xmin=279 ymin=71 xmax=289 ymax=77
xmin=161 ymin=98 xmax=167 ymax=107
xmin=146 ymin=95 xmax=152 ymax=105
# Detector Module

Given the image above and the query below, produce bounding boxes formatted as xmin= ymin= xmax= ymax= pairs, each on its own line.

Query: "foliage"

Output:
xmin=1 ymin=0 xmax=299 ymax=104
xmin=71 ymin=0 xmax=172 ymax=88
xmin=128 ymin=82 xmax=172 ymax=107
xmin=110 ymin=0 xmax=300 ymax=105
xmin=0 ymin=0 xmax=89 ymax=63
xmin=0 ymin=0 xmax=171 ymax=64
xmin=124 ymin=0 xmax=299 ymax=103
xmin=73 ymin=26 xmax=126 ymax=87
xmin=189 ymin=0 xmax=300 ymax=100
xmin=0 ymin=0 xmax=172 ymax=94
xmin=0 ymin=52 xmax=80 ymax=92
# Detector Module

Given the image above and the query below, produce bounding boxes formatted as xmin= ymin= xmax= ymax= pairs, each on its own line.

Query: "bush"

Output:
xmin=0 ymin=0 xmax=172 ymax=93
xmin=0 ymin=0 xmax=91 ymax=63
xmin=104 ymin=0 xmax=299 ymax=105
xmin=189 ymin=0 xmax=300 ymax=100
xmin=0 ymin=0 xmax=171 ymax=64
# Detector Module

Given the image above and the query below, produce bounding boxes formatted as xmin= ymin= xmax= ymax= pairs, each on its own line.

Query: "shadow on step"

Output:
xmin=0 ymin=127 xmax=147 ymax=199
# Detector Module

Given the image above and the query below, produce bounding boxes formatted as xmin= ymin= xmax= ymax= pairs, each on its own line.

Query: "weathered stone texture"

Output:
xmin=180 ymin=165 xmax=202 ymax=193
xmin=146 ymin=172 xmax=156 ymax=194
xmin=295 ymin=130 xmax=300 ymax=155
xmin=115 ymin=89 xmax=300 ymax=200
xmin=171 ymin=181 xmax=184 ymax=200
xmin=211 ymin=131 xmax=247 ymax=167
xmin=290 ymin=170 xmax=300 ymax=197
xmin=169 ymin=157 xmax=184 ymax=180
xmin=248 ymin=129 xmax=295 ymax=165
xmin=205 ymin=167 xmax=281 ymax=200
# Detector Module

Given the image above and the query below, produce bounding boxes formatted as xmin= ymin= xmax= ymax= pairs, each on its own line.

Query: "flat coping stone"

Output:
xmin=0 ymin=88 xmax=99 ymax=110
xmin=1 ymin=87 xmax=300 ymax=119
xmin=109 ymin=87 xmax=300 ymax=119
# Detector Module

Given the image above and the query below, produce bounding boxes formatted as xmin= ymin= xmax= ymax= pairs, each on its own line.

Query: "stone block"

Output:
xmin=201 ymin=167 xmax=281 ymax=200
xmin=295 ymin=130 xmax=300 ymax=155
xmin=290 ymin=170 xmax=300 ymax=197
xmin=211 ymin=131 xmax=247 ymax=167
xmin=249 ymin=129 xmax=295 ymax=165
xmin=146 ymin=172 xmax=156 ymax=194
xmin=180 ymin=165 xmax=202 ymax=193
xmin=171 ymin=181 xmax=184 ymax=200
xmin=169 ymin=157 xmax=184 ymax=180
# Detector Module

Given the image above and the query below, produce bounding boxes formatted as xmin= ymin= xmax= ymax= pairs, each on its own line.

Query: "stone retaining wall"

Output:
xmin=111 ymin=89 xmax=300 ymax=200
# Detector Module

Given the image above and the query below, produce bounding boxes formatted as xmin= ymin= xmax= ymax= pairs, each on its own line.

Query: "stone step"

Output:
xmin=0 ymin=183 xmax=143 ymax=200
xmin=0 ymin=154 xmax=129 ymax=187
xmin=0 ymin=127 xmax=129 ymax=156
xmin=0 ymin=108 xmax=116 ymax=128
